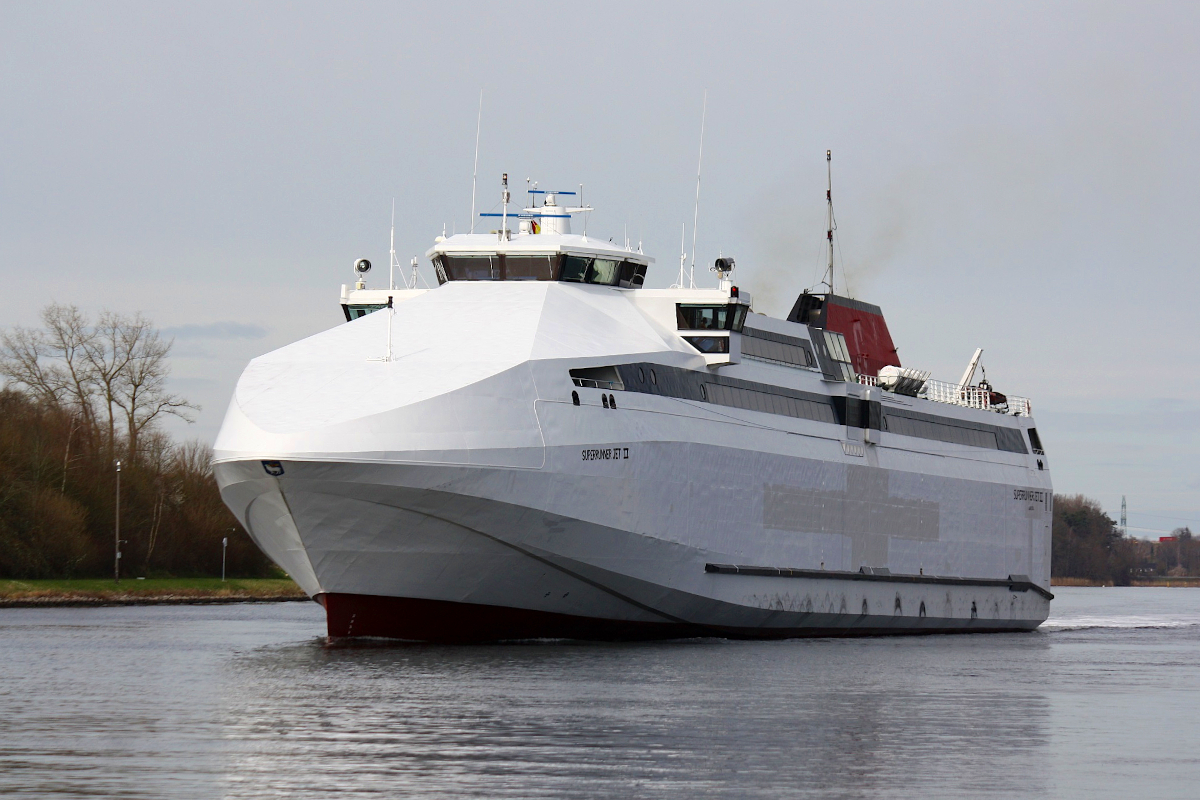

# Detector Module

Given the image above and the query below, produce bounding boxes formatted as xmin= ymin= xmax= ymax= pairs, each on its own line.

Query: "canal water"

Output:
xmin=1 ymin=587 xmax=1198 ymax=798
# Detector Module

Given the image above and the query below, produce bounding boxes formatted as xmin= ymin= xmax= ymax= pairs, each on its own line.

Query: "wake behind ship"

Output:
xmin=213 ymin=176 xmax=1053 ymax=641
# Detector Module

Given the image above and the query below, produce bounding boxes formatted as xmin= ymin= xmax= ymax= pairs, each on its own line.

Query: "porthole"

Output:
xmin=700 ymin=384 xmax=707 ymax=401
xmin=638 ymin=367 xmax=645 ymax=383
xmin=571 ymin=391 xmax=580 ymax=406
xmin=919 ymin=601 xmax=926 ymax=618
xmin=608 ymin=394 xmax=616 ymax=409
xmin=602 ymin=394 xmax=609 ymax=409
xmin=650 ymin=369 xmax=657 ymax=385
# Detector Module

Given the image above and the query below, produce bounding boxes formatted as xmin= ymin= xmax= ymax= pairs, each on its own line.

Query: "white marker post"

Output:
xmin=222 ymin=537 xmax=228 ymax=582
xmin=114 ymin=460 xmax=122 ymax=584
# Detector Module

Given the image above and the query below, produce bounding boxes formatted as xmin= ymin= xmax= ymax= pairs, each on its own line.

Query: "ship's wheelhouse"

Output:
xmin=431 ymin=251 xmax=648 ymax=288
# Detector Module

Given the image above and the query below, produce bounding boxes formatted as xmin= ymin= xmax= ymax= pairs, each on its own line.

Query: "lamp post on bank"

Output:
xmin=222 ymin=536 xmax=228 ymax=582
xmin=114 ymin=459 xmax=122 ymax=584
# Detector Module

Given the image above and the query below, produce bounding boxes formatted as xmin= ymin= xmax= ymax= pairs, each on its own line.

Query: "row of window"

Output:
xmin=740 ymin=334 xmax=815 ymax=368
xmin=704 ymin=383 xmax=839 ymax=424
xmin=881 ymin=409 xmax=1028 ymax=454
xmin=884 ymin=414 xmax=1000 ymax=450
xmin=432 ymin=253 xmax=648 ymax=287
xmin=579 ymin=361 xmax=1029 ymax=454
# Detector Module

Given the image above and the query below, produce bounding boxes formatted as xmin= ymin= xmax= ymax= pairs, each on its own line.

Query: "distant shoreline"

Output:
xmin=1052 ymin=577 xmax=1200 ymax=588
xmin=0 ymin=578 xmax=310 ymax=607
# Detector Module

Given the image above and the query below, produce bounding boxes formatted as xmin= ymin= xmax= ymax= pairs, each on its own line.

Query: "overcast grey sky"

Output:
xmin=2 ymin=1 xmax=1197 ymax=536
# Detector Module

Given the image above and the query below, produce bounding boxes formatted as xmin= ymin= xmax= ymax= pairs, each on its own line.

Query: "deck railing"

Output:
xmin=858 ymin=374 xmax=1031 ymax=416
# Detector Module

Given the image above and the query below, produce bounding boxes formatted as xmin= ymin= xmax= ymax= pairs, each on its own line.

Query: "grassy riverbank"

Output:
xmin=0 ymin=577 xmax=308 ymax=606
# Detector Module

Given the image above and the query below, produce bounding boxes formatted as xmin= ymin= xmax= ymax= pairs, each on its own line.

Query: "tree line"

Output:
xmin=0 ymin=304 xmax=273 ymax=579
xmin=1052 ymin=494 xmax=1197 ymax=584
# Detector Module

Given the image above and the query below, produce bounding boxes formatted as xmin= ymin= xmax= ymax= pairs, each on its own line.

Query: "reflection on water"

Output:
xmin=221 ymin=638 xmax=1052 ymax=799
xmin=2 ymin=589 xmax=1198 ymax=799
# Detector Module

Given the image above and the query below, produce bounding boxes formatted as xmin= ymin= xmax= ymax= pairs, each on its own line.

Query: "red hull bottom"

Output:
xmin=321 ymin=593 xmax=1037 ymax=643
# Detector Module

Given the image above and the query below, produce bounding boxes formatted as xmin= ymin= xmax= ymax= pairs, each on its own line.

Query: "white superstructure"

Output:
xmin=214 ymin=179 xmax=1053 ymax=641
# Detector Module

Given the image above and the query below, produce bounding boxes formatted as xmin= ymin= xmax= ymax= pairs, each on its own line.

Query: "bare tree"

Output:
xmin=112 ymin=315 xmax=198 ymax=461
xmin=84 ymin=310 xmax=138 ymax=453
xmin=2 ymin=304 xmax=197 ymax=463
xmin=1 ymin=304 xmax=98 ymax=426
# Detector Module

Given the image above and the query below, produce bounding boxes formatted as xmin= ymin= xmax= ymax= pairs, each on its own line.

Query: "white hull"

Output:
xmin=214 ymin=282 xmax=1052 ymax=640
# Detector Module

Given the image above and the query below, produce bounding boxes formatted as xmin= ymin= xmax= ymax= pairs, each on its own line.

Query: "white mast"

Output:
xmin=389 ymin=198 xmax=397 ymax=290
xmin=500 ymin=173 xmax=509 ymax=240
xmin=689 ymin=91 xmax=707 ymax=289
xmin=469 ymin=90 xmax=482 ymax=234
xmin=677 ymin=223 xmax=687 ymax=288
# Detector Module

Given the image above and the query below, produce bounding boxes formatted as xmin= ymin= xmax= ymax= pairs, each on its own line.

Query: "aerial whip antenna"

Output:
xmin=689 ymin=91 xmax=707 ymax=289
xmin=469 ymin=90 xmax=483 ymax=233
xmin=822 ymin=149 xmax=837 ymax=295
xmin=389 ymin=198 xmax=397 ymax=290
xmin=676 ymin=223 xmax=687 ymax=288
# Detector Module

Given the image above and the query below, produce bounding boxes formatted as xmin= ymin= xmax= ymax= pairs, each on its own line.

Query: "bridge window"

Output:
xmin=504 ymin=254 xmax=557 ymax=280
xmin=435 ymin=255 xmax=499 ymax=281
xmin=561 ymin=256 xmax=624 ymax=286
xmin=342 ymin=304 xmax=386 ymax=321
xmin=434 ymin=253 xmax=648 ymax=286
xmin=676 ymin=304 xmax=748 ymax=332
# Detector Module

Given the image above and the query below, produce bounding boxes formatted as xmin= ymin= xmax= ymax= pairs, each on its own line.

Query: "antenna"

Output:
xmin=469 ymin=90 xmax=483 ymax=234
xmin=822 ymin=149 xmax=837 ymax=294
xmin=677 ymin=223 xmax=687 ymax=288
xmin=500 ymin=173 xmax=510 ymax=240
xmin=689 ymin=90 xmax=707 ymax=289
xmin=389 ymin=198 xmax=397 ymax=290
xmin=386 ymin=294 xmax=393 ymax=361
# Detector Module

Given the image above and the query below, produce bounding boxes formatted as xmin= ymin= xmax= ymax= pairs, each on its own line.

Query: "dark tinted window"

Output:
xmin=562 ymin=255 xmax=622 ymax=285
xmin=741 ymin=336 xmax=812 ymax=367
xmin=684 ymin=336 xmax=730 ymax=354
xmin=504 ymin=254 xmax=558 ymax=280
xmin=561 ymin=255 xmax=588 ymax=282
xmin=676 ymin=304 xmax=747 ymax=332
xmin=588 ymin=258 xmax=621 ymax=285
xmin=438 ymin=255 xmax=498 ymax=281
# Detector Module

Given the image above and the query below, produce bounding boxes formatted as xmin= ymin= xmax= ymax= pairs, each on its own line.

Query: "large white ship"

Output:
xmin=213 ymin=173 xmax=1053 ymax=641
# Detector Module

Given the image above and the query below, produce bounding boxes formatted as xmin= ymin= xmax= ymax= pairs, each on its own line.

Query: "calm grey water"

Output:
xmin=2 ymin=588 xmax=1198 ymax=799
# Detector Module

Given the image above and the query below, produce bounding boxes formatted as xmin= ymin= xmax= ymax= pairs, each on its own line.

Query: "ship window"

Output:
xmin=343 ymin=303 xmax=386 ymax=321
xmin=676 ymin=304 xmax=747 ymax=332
xmin=561 ymin=255 xmax=589 ymax=282
xmin=618 ymin=261 xmax=648 ymax=288
xmin=741 ymin=336 xmax=813 ymax=367
xmin=504 ymin=254 xmax=558 ymax=281
xmin=438 ymin=255 xmax=499 ymax=281
xmin=1028 ymin=428 xmax=1045 ymax=455
xmin=588 ymin=259 xmax=621 ymax=285
xmin=684 ymin=335 xmax=730 ymax=354
xmin=820 ymin=330 xmax=856 ymax=381
xmin=703 ymin=383 xmax=837 ymax=423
